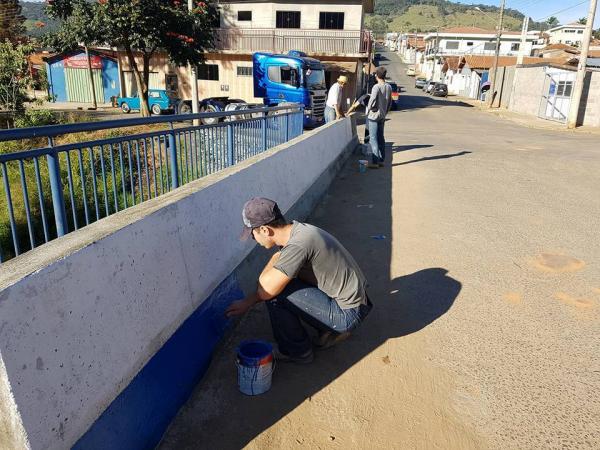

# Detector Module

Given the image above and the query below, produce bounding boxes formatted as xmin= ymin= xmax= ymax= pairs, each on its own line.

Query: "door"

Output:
xmin=65 ymin=68 xmax=104 ymax=103
xmin=539 ymin=70 xmax=575 ymax=123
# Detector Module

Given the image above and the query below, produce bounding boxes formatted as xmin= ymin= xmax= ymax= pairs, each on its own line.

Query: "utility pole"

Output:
xmin=510 ymin=16 xmax=529 ymax=110
xmin=84 ymin=45 xmax=98 ymax=110
xmin=567 ymin=0 xmax=598 ymax=129
xmin=487 ymin=0 xmax=506 ymax=108
xmin=188 ymin=0 xmax=200 ymax=125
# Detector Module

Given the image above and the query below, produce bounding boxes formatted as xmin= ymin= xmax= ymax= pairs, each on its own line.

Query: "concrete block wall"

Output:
xmin=0 ymin=117 xmax=358 ymax=450
xmin=580 ymin=71 xmax=600 ymax=127
xmin=508 ymin=66 xmax=546 ymax=116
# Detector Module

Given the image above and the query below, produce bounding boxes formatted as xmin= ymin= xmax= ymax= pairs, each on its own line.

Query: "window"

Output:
xmin=198 ymin=64 xmax=219 ymax=81
xmin=149 ymin=91 xmax=160 ymax=98
xmin=237 ymin=66 xmax=252 ymax=76
xmin=467 ymin=42 xmax=474 ymax=46
xmin=565 ymin=29 xmax=576 ymax=33
xmin=484 ymin=42 xmax=497 ymax=51
xmin=276 ymin=11 xmax=300 ymax=29
xmin=319 ymin=12 xmax=344 ymax=30
xmin=212 ymin=11 xmax=221 ymax=28
xmin=445 ymin=41 xmax=459 ymax=50
xmin=557 ymin=81 xmax=573 ymax=97
xmin=238 ymin=11 xmax=251 ymax=21
xmin=578 ymin=30 xmax=584 ymax=34
xmin=267 ymin=65 xmax=299 ymax=87
xmin=511 ymin=43 xmax=520 ymax=51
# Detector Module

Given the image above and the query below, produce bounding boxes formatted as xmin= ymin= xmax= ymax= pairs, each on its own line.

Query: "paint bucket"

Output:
xmin=236 ymin=340 xmax=274 ymax=396
xmin=358 ymin=159 xmax=368 ymax=173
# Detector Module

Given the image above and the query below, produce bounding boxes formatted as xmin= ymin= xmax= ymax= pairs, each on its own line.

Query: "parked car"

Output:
xmin=431 ymin=83 xmax=448 ymax=97
xmin=423 ymin=81 xmax=436 ymax=93
xmin=415 ymin=77 xmax=427 ymax=89
xmin=118 ymin=89 xmax=179 ymax=115
xmin=389 ymin=82 xmax=400 ymax=110
xmin=406 ymin=67 xmax=416 ymax=76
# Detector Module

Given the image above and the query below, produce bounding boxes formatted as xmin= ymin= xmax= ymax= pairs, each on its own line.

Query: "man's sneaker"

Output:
xmin=313 ymin=331 xmax=351 ymax=350
xmin=272 ymin=347 xmax=314 ymax=364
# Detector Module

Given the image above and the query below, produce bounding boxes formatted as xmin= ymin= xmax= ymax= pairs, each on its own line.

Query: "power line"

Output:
xmin=535 ymin=1 xmax=589 ymax=22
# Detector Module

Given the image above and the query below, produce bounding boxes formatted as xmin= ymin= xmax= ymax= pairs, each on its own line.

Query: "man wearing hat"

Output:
xmin=324 ymin=75 xmax=348 ymax=123
xmin=226 ymin=198 xmax=372 ymax=364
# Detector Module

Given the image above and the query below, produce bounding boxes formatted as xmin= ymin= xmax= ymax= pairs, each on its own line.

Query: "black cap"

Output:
xmin=240 ymin=197 xmax=283 ymax=240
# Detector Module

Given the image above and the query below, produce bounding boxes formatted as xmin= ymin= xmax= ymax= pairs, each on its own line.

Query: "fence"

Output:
xmin=0 ymin=105 xmax=303 ymax=264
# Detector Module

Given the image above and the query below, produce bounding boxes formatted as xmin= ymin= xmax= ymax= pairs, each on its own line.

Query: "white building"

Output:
xmin=547 ymin=23 xmax=587 ymax=47
xmin=419 ymin=27 xmax=541 ymax=82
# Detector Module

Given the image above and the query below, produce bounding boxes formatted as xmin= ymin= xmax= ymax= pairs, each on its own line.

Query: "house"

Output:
xmin=117 ymin=0 xmax=374 ymax=107
xmin=397 ymin=33 xmax=426 ymax=65
xmin=420 ymin=27 xmax=541 ymax=82
xmin=44 ymin=49 xmax=121 ymax=104
xmin=547 ymin=23 xmax=586 ymax=47
xmin=538 ymin=43 xmax=580 ymax=60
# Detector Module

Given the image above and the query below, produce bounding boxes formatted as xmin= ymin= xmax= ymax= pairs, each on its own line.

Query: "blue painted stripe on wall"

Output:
xmin=73 ymin=274 xmax=244 ymax=450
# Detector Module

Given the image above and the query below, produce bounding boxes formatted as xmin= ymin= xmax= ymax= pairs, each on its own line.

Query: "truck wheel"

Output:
xmin=178 ymin=102 xmax=192 ymax=115
xmin=151 ymin=104 xmax=162 ymax=115
xmin=200 ymin=104 xmax=219 ymax=125
xmin=121 ymin=103 xmax=131 ymax=114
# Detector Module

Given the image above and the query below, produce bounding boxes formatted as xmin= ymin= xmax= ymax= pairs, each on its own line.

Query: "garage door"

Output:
xmin=65 ymin=68 xmax=104 ymax=103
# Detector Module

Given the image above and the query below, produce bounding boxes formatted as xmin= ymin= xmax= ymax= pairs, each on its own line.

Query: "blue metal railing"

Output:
xmin=0 ymin=105 xmax=304 ymax=264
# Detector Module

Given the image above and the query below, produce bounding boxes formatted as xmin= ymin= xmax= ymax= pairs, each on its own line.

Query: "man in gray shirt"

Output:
xmin=226 ymin=198 xmax=372 ymax=363
xmin=366 ymin=66 xmax=393 ymax=168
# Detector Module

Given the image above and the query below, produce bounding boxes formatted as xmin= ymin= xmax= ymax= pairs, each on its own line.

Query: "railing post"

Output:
xmin=46 ymin=137 xmax=68 ymax=237
xmin=168 ymin=122 xmax=179 ymax=189
xmin=262 ymin=111 xmax=268 ymax=151
xmin=227 ymin=123 xmax=235 ymax=166
xmin=284 ymin=112 xmax=289 ymax=142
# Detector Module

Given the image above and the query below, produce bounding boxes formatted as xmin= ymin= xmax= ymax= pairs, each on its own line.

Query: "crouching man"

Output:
xmin=226 ymin=198 xmax=372 ymax=364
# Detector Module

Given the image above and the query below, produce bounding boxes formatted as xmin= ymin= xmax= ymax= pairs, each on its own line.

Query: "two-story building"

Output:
xmin=117 ymin=0 xmax=373 ymax=109
xmin=547 ymin=23 xmax=586 ymax=47
xmin=418 ymin=27 xmax=541 ymax=81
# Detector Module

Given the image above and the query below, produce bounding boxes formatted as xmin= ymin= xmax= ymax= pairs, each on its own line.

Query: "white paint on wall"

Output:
xmin=0 ymin=118 xmax=356 ymax=450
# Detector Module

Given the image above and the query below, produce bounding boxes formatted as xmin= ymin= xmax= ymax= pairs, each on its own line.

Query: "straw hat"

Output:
xmin=337 ymin=75 xmax=348 ymax=84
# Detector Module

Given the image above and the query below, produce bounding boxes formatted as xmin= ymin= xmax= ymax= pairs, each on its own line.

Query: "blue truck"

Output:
xmin=177 ymin=51 xmax=327 ymax=128
xmin=253 ymin=51 xmax=327 ymax=128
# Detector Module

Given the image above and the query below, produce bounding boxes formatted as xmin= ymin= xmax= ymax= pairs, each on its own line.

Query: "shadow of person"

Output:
xmin=392 ymin=144 xmax=433 ymax=152
xmin=392 ymin=151 xmax=472 ymax=166
xmin=158 ymin=268 xmax=460 ymax=450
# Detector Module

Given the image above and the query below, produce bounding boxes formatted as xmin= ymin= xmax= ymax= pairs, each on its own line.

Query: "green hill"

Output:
xmin=366 ymin=1 xmax=539 ymax=35
xmin=20 ymin=1 xmax=61 ymax=37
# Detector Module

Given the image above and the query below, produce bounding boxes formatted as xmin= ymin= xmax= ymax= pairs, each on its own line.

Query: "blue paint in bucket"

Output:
xmin=237 ymin=340 xmax=274 ymax=396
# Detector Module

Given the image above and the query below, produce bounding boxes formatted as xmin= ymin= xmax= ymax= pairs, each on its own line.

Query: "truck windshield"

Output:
xmin=304 ymin=69 xmax=325 ymax=90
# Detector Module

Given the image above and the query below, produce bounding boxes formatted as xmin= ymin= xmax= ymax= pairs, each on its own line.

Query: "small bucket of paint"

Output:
xmin=358 ymin=159 xmax=368 ymax=173
xmin=236 ymin=340 xmax=274 ymax=396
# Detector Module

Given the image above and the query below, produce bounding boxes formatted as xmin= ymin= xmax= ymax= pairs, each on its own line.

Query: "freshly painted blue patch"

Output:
xmin=73 ymin=274 xmax=244 ymax=450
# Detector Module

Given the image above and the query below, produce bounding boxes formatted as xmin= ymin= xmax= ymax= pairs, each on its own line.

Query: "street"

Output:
xmin=159 ymin=50 xmax=600 ymax=449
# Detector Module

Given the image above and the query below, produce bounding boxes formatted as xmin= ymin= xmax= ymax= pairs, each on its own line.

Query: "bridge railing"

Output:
xmin=0 ymin=105 xmax=304 ymax=264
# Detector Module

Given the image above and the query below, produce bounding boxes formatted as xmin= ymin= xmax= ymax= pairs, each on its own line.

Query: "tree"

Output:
xmin=546 ymin=16 xmax=559 ymax=28
xmin=0 ymin=41 xmax=34 ymax=119
xmin=578 ymin=17 xmax=587 ymax=25
xmin=0 ymin=0 xmax=26 ymax=42
xmin=45 ymin=0 xmax=218 ymax=117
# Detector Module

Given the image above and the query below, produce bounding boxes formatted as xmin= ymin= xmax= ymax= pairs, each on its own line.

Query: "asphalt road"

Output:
xmin=159 ymin=50 xmax=600 ymax=450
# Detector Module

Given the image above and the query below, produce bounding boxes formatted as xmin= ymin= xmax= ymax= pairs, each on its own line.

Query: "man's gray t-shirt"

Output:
xmin=367 ymin=82 xmax=392 ymax=121
xmin=273 ymin=222 xmax=368 ymax=309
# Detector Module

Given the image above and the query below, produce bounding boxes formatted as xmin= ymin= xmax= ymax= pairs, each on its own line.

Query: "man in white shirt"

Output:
xmin=325 ymin=75 xmax=347 ymax=123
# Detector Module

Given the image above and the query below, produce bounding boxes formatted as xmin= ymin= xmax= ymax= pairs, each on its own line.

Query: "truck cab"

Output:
xmin=253 ymin=51 xmax=327 ymax=128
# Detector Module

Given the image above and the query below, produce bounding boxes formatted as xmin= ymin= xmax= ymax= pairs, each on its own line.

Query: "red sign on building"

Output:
xmin=64 ymin=54 xmax=103 ymax=69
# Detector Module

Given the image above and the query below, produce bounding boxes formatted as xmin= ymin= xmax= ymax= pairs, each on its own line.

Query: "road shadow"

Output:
xmin=158 ymin=141 xmax=461 ymax=449
xmin=392 ymin=151 xmax=472 ymax=166
xmin=393 ymin=144 xmax=433 ymax=152
xmin=398 ymin=95 xmax=474 ymax=111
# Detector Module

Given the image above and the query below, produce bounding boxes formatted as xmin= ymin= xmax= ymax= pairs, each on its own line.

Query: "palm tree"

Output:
xmin=578 ymin=18 xmax=587 ymax=25
xmin=546 ymin=16 xmax=559 ymax=29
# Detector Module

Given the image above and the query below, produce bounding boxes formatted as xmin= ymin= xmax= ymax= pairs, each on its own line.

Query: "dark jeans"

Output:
xmin=367 ymin=118 xmax=386 ymax=164
xmin=266 ymin=279 xmax=372 ymax=357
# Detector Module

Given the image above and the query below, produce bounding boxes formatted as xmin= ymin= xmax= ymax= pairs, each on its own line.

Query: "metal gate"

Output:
xmin=65 ymin=68 xmax=104 ymax=104
xmin=538 ymin=69 xmax=575 ymax=123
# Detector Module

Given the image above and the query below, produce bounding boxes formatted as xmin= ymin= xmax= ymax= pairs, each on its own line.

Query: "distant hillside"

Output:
xmin=19 ymin=1 xmax=60 ymax=37
xmin=366 ymin=1 xmax=544 ymax=35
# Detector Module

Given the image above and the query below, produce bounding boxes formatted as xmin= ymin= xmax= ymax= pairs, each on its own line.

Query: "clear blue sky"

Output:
xmin=456 ymin=1 xmax=599 ymax=26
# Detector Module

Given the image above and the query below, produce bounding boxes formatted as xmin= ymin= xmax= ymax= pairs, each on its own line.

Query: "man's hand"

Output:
xmin=225 ymin=297 xmax=255 ymax=318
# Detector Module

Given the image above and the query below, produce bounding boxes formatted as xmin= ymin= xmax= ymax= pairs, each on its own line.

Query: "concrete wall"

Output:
xmin=508 ymin=66 xmax=547 ymax=116
xmin=579 ymin=71 xmax=600 ymax=127
xmin=0 ymin=118 xmax=358 ymax=450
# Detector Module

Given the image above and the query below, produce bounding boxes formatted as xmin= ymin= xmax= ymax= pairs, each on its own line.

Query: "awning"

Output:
xmin=321 ymin=61 xmax=358 ymax=74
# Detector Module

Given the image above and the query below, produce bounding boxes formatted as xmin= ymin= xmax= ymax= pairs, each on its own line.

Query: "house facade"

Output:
xmin=547 ymin=23 xmax=586 ymax=47
xmin=118 ymin=0 xmax=373 ymax=107
xmin=418 ymin=27 xmax=540 ymax=81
